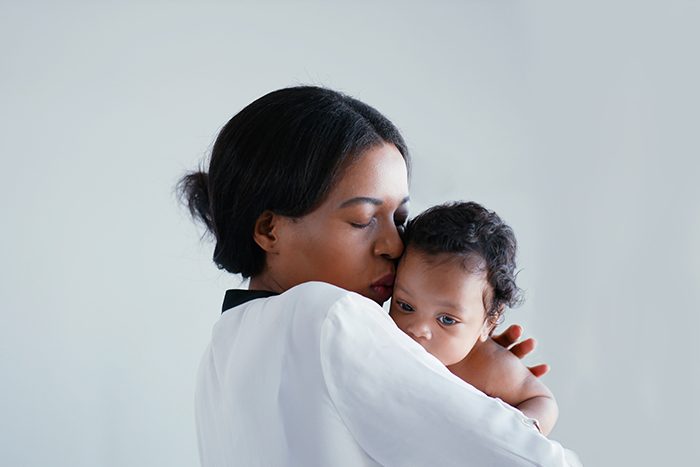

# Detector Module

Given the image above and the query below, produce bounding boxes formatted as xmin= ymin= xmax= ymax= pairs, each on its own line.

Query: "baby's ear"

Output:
xmin=480 ymin=305 xmax=505 ymax=341
xmin=479 ymin=321 xmax=495 ymax=342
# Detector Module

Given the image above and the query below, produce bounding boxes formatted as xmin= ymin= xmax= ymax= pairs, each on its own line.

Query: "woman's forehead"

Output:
xmin=329 ymin=143 xmax=409 ymax=204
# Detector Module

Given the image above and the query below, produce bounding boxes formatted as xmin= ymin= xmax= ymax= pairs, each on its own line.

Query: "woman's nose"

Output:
xmin=373 ymin=222 xmax=404 ymax=259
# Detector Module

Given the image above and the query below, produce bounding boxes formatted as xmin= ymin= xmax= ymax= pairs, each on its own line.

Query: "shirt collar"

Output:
xmin=221 ymin=289 xmax=279 ymax=313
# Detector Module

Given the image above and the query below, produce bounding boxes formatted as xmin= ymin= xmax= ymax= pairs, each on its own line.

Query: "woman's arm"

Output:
xmin=320 ymin=293 xmax=579 ymax=466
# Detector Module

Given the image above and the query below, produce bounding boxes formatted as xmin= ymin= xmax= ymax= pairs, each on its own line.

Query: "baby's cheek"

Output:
xmin=440 ymin=337 xmax=472 ymax=366
xmin=389 ymin=312 xmax=410 ymax=334
xmin=387 ymin=305 xmax=398 ymax=321
xmin=388 ymin=312 xmax=403 ymax=328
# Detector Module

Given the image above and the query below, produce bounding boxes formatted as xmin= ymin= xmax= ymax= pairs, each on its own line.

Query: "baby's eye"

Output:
xmin=437 ymin=315 xmax=457 ymax=326
xmin=396 ymin=301 xmax=414 ymax=312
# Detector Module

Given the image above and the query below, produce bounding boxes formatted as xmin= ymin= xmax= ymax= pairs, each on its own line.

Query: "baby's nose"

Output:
xmin=407 ymin=322 xmax=432 ymax=341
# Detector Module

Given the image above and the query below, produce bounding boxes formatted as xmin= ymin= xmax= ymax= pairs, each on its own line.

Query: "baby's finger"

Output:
xmin=492 ymin=324 xmax=522 ymax=348
xmin=509 ymin=337 xmax=537 ymax=359
xmin=528 ymin=363 xmax=550 ymax=378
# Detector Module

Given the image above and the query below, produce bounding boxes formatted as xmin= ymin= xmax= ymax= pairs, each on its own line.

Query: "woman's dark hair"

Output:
xmin=177 ymin=86 xmax=410 ymax=278
xmin=403 ymin=201 xmax=523 ymax=324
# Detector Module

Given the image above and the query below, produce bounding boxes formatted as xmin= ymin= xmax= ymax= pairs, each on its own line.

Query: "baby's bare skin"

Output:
xmin=448 ymin=338 xmax=559 ymax=435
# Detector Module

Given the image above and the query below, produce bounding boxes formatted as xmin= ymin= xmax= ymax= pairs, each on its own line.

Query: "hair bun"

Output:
xmin=178 ymin=170 xmax=213 ymax=232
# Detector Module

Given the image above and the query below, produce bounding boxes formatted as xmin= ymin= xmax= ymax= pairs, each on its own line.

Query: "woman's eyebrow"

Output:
xmin=339 ymin=196 xmax=410 ymax=209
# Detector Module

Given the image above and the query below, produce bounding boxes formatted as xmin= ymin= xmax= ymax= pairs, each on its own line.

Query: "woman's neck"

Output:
xmin=248 ymin=272 xmax=286 ymax=293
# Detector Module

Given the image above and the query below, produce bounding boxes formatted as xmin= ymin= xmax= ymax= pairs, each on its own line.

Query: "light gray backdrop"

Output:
xmin=2 ymin=1 xmax=698 ymax=466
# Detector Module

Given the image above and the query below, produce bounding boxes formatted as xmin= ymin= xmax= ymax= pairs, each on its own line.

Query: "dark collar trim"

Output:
xmin=222 ymin=289 xmax=279 ymax=313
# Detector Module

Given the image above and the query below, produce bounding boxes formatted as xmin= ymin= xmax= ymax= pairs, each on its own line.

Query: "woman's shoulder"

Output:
xmin=281 ymin=281 xmax=381 ymax=315
xmin=215 ymin=282 xmax=391 ymax=346
xmin=280 ymin=282 xmax=398 ymax=340
xmin=269 ymin=282 xmax=391 ymax=331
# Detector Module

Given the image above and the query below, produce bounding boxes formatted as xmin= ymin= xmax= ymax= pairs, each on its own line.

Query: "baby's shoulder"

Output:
xmin=479 ymin=338 xmax=530 ymax=376
xmin=454 ymin=338 xmax=533 ymax=396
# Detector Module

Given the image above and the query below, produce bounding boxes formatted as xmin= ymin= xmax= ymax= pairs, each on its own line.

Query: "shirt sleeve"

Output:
xmin=319 ymin=292 xmax=581 ymax=467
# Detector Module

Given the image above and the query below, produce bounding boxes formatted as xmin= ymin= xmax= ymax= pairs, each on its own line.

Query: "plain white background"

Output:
xmin=2 ymin=1 xmax=698 ymax=465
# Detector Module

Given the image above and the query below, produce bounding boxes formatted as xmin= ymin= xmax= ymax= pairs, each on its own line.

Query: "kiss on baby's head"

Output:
xmin=390 ymin=201 xmax=523 ymax=366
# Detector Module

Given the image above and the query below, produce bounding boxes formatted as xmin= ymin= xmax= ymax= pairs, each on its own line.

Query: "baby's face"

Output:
xmin=390 ymin=248 xmax=493 ymax=366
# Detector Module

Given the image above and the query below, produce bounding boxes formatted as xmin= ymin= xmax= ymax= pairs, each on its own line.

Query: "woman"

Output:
xmin=180 ymin=86 xmax=578 ymax=466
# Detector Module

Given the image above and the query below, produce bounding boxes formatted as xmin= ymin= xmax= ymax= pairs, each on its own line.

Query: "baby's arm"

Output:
xmin=447 ymin=338 xmax=559 ymax=435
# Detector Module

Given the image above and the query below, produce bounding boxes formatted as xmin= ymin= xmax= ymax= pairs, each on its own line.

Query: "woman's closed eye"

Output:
xmin=437 ymin=315 xmax=458 ymax=326
xmin=350 ymin=218 xmax=376 ymax=229
xmin=352 ymin=213 xmax=407 ymax=230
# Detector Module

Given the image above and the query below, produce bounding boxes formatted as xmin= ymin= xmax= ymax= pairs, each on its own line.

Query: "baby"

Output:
xmin=390 ymin=201 xmax=558 ymax=435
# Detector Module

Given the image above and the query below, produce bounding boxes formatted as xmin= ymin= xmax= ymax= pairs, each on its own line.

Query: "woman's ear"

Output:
xmin=253 ymin=210 xmax=281 ymax=253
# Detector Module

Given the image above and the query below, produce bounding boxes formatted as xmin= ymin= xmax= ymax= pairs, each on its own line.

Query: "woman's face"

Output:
xmin=260 ymin=143 xmax=409 ymax=304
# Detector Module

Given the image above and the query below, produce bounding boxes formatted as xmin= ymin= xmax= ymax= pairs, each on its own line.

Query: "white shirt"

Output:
xmin=195 ymin=281 xmax=581 ymax=466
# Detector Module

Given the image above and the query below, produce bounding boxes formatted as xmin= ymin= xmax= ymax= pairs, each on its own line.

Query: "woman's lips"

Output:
xmin=370 ymin=273 xmax=395 ymax=303
xmin=370 ymin=285 xmax=393 ymax=303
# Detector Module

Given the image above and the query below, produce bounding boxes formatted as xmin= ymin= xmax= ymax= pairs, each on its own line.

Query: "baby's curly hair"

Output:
xmin=403 ymin=201 xmax=523 ymax=325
